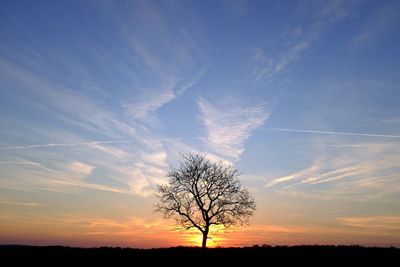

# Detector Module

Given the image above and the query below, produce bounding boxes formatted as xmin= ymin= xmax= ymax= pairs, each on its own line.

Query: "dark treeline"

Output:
xmin=1 ymin=245 xmax=399 ymax=266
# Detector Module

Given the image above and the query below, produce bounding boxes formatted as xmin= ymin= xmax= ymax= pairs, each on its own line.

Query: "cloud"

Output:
xmin=161 ymin=138 xmax=234 ymax=168
xmin=119 ymin=1 xmax=208 ymax=123
xmin=124 ymin=84 xmax=176 ymax=120
xmin=265 ymin=163 xmax=321 ymax=188
xmin=0 ymin=57 xmax=138 ymax=139
xmin=110 ymin=159 xmax=168 ymax=197
xmin=0 ymin=0 xmax=208 ymax=166
xmin=69 ymin=161 xmax=95 ymax=176
xmin=301 ymin=164 xmax=375 ymax=185
xmin=0 ymin=141 xmax=171 ymax=197
xmin=123 ymin=65 xmax=208 ymax=122
xmin=0 ymin=140 xmax=131 ymax=151
xmin=316 ymin=0 xmax=354 ymax=22
xmin=352 ymin=2 xmax=400 ymax=48
xmin=90 ymin=144 xmax=129 ymax=158
xmin=311 ymin=143 xmax=394 ymax=148
xmin=198 ymin=97 xmax=269 ymax=160
xmin=337 ymin=216 xmax=400 ymax=231
xmin=141 ymin=151 xmax=168 ymax=167
xmin=0 ymin=54 xmax=171 ymax=197
xmin=0 ymin=160 xmax=129 ymax=195
xmin=265 ymin=138 xmax=400 ymax=204
xmin=0 ymin=112 xmax=170 ymax=198
xmin=254 ymin=0 xmax=356 ymax=81
xmin=0 ymin=2 xmax=208 ymax=199
xmin=254 ymin=41 xmax=310 ymax=80
xmin=0 ymin=201 xmax=43 ymax=207
xmin=268 ymin=128 xmax=400 ymax=139
xmin=0 ymin=161 xmax=41 ymax=165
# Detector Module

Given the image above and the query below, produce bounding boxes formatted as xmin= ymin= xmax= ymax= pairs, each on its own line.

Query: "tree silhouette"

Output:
xmin=155 ymin=153 xmax=256 ymax=248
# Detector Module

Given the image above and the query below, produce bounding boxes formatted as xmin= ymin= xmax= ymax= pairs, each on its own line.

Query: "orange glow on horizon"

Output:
xmin=183 ymin=231 xmax=227 ymax=248
xmin=178 ymin=225 xmax=231 ymax=247
xmin=2 ymin=211 xmax=400 ymax=248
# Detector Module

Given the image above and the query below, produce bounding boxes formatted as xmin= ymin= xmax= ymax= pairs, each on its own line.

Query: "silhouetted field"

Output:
xmin=1 ymin=245 xmax=399 ymax=266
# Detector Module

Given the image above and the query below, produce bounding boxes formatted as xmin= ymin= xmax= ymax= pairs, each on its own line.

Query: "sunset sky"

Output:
xmin=1 ymin=0 xmax=400 ymax=248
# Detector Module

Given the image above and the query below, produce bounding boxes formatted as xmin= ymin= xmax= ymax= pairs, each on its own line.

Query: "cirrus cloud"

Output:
xmin=198 ymin=97 xmax=270 ymax=160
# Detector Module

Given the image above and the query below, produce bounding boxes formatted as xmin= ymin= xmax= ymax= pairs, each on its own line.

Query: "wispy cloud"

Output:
xmin=0 ymin=57 xmax=138 ymax=139
xmin=141 ymin=151 xmax=168 ymax=167
xmin=198 ymin=97 xmax=269 ymax=160
xmin=90 ymin=144 xmax=129 ymax=159
xmin=124 ymin=84 xmax=176 ymax=120
xmin=124 ymin=66 xmax=207 ymax=122
xmin=265 ymin=163 xmax=320 ymax=188
xmin=0 ymin=161 xmax=41 ymax=165
xmin=254 ymin=41 xmax=310 ymax=80
xmin=0 ymin=201 xmax=43 ymax=207
xmin=0 ymin=0 xmax=212 ymax=199
xmin=0 ymin=141 xmax=171 ymax=197
xmin=254 ymin=0 xmax=356 ymax=81
xmin=119 ymin=0 xmax=208 ymax=123
xmin=265 ymin=138 xmax=400 ymax=204
xmin=269 ymin=128 xmax=400 ymax=138
xmin=69 ymin=161 xmax=95 ymax=176
xmin=337 ymin=216 xmax=400 ymax=231
xmin=110 ymin=161 xmax=168 ymax=197
xmin=0 ymin=168 xmax=130 ymax=195
xmin=0 ymin=54 xmax=174 ymax=197
xmin=293 ymin=162 xmax=377 ymax=187
xmin=0 ymin=140 xmax=131 ymax=151
xmin=352 ymin=2 xmax=400 ymax=48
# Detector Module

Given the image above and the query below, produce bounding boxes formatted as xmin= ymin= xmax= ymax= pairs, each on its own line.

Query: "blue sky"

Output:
xmin=1 ymin=0 xmax=400 ymax=247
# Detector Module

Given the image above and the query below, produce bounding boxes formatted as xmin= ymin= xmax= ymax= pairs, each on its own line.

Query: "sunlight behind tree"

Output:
xmin=155 ymin=153 xmax=256 ymax=248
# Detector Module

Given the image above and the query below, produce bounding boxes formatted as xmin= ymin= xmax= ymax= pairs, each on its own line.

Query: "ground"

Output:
xmin=1 ymin=245 xmax=399 ymax=266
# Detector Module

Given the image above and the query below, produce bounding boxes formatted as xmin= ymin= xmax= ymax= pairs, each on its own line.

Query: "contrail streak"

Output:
xmin=0 ymin=140 xmax=131 ymax=151
xmin=269 ymin=128 xmax=400 ymax=138
xmin=0 ymin=161 xmax=40 ymax=164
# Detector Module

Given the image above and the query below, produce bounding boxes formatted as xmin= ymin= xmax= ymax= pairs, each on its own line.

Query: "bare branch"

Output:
xmin=154 ymin=153 xmax=256 ymax=248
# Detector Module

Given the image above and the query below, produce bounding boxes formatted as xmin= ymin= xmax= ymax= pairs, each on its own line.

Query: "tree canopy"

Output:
xmin=155 ymin=153 xmax=256 ymax=248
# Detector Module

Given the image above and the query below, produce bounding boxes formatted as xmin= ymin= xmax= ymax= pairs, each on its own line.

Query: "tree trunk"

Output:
xmin=201 ymin=230 xmax=208 ymax=249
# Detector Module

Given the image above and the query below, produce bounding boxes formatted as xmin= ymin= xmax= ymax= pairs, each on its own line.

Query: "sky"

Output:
xmin=1 ymin=0 xmax=400 ymax=248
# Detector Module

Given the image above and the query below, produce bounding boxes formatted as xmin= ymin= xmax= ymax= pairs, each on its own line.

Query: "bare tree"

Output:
xmin=155 ymin=153 xmax=256 ymax=248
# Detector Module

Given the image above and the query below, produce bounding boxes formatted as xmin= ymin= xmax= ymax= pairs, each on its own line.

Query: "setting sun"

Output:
xmin=175 ymin=224 xmax=229 ymax=248
xmin=184 ymin=232 xmax=226 ymax=248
